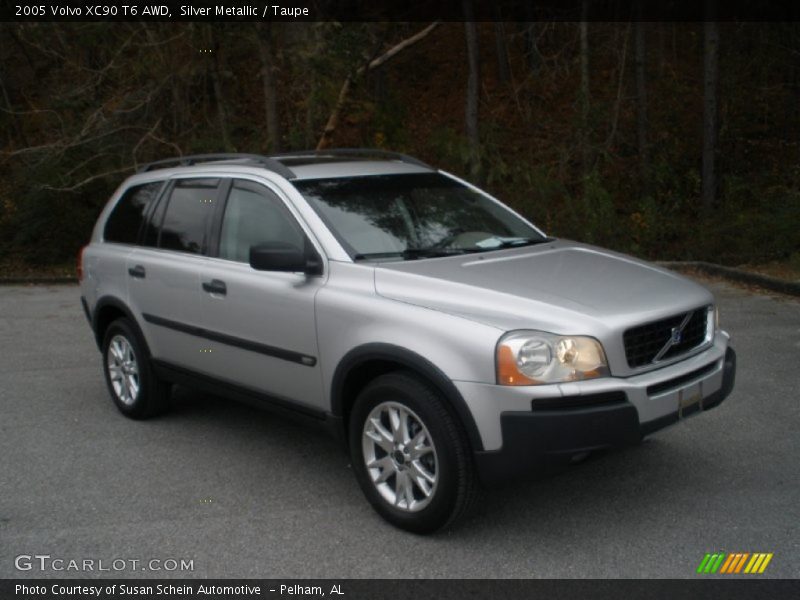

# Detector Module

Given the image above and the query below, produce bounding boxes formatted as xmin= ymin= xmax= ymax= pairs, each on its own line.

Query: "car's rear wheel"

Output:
xmin=349 ymin=371 xmax=480 ymax=533
xmin=102 ymin=318 xmax=170 ymax=419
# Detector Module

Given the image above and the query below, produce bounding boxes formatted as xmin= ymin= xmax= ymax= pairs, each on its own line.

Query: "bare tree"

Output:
xmin=635 ymin=20 xmax=648 ymax=189
xmin=257 ymin=23 xmax=281 ymax=152
xmin=702 ymin=18 xmax=720 ymax=211
xmin=579 ymin=2 xmax=590 ymax=178
xmin=463 ymin=1 xmax=481 ymax=179
xmin=209 ymin=27 xmax=234 ymax=152
xmin=316 ymin=22 xmax=440 ymax=150
xmin=605 ymin=24 xmax=630 ymax=151
xmin=493 ymin=11 xmax=510 ymax=84
xmin=521 ymin=3 xmax=541 ymax=74
xmin=522 ymin=24 xmax=541 ymax=73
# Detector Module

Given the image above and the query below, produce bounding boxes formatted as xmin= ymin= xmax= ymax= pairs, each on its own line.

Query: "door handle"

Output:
xmin=202 ymin=279 xmax=227 ymax=295
xmin=128 ymin=265 xmax=146 ymax=279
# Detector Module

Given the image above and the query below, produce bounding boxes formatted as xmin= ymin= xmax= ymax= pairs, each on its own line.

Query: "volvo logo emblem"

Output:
xmin=652 ymin=311 xmax=695 ymax=363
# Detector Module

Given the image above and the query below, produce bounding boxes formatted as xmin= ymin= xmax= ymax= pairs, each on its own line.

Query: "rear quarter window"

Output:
xmin=103 ymin=181 xmax=164 ymax=244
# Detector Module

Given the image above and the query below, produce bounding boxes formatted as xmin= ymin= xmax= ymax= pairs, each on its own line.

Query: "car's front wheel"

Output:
xmin=102 ymin=318 xmax=170 ymax=419
xmin=349 ymin=371 xmax=480 ymax=533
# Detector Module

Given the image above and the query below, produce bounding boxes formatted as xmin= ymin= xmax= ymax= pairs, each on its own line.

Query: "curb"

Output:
xmin=658 ymin=261 xmax=800 ymax=297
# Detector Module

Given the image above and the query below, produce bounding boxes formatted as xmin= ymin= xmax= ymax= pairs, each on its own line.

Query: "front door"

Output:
xmin=196 ymin=178 xmax=326 ymax=411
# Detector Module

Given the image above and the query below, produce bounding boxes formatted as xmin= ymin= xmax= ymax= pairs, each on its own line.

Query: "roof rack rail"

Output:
xmin=137 ymin=153 xmax=296 ymax=179
xmin=274 ymin=148 xmax=432 ymax=169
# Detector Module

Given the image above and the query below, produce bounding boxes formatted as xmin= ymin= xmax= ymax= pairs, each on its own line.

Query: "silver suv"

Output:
xmin=79 ymin=150 xmax=736 ymax=533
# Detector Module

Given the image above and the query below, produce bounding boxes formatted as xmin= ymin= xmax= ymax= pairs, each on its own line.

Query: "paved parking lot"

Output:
xmin=1 ymin=279 xmax=798 ymax=578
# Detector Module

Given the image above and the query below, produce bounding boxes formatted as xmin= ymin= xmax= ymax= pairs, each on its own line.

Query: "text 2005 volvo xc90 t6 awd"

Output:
xmin=79 ymin=150 xmax=736 ymax=532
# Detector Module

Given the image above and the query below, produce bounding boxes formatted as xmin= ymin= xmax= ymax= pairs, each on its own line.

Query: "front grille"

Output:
xmin=623 ymin=307 xmax=709 ymax=368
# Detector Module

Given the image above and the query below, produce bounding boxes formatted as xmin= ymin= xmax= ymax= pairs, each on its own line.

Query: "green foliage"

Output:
xmin=426 ymin=123 xmax=512 ymax=186
xmin=369 ymin=93 xmax=410 ymax=149
xmin=427 ymin=126 xmax=472 ymax=173
xmin=501 ymin=163 xmax=568 ymax=234
xmin=694 ymin=180 xmax=800 ymax=265
xmin=567 ymin=170 xmax=618 ymax=246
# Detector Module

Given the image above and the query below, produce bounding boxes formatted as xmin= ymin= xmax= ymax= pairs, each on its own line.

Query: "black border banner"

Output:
xmin=3 ymin=579 xmax=800 ymax=600
xmin=4 ymin=0 xmax=800 ymax=22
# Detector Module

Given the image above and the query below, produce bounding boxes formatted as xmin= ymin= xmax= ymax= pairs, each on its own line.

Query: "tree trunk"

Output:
xmin=635 ymin=20 xmax=648 ymax=191
xmin=493 ymin=12 xmax=510 ymax=84
xmin=522 ymin=1 xmax=541 ymax=74
xmin=463 ymin=0 xmax=481 ymax=180
xmin=316 ymin=75 xmax=352 ymax=151
xmin=579 ymin=2 xmax=590 ymax=178
xmin=794 ymin=24 xmax=800 ymax=164
xmin=702 ymin=20 xmax=720 ymax=211
xmin=210 ymin=29 xmax=234 ymax=152
xmin=0 ymin=29 xmax=22 ymax=147
xmin=522 ymin=23 xmax=541 ymax=73
xmin=605 ymin=24 xmax=630 ymax=151
xmin=258 ymin=23 xmax=281 ymax=152
xmin=656 ymin=23 xmax=667 ymax=77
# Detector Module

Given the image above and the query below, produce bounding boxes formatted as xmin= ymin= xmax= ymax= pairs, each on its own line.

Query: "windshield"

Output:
xmin=295 ymin=173 xmax=547 ymax=261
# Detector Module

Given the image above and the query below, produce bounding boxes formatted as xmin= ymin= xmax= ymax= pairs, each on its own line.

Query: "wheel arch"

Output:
xmin=330 ymin=343 xmax=484 ymax=452
xmin=92 ymin=296 xmax=149 ymax=353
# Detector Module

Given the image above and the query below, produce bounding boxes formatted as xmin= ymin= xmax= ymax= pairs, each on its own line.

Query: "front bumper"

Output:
xmin=471 ymin=346 xmax=736 ymax=487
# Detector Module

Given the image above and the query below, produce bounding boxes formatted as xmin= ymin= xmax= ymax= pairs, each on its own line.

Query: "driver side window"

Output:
xmin=219 ymin=180 xmax=305 ymax=263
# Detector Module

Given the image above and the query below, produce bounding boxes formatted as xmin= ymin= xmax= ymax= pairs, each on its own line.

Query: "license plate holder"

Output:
xmin=677 ymin=380 xmax=703 ymax=418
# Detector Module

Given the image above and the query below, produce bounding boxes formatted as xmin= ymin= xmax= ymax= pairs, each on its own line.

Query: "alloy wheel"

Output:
xmin=361 ymin=401 xmax=439 ymax=512
xmin=106 ymin=334 xmax=140 ymax=406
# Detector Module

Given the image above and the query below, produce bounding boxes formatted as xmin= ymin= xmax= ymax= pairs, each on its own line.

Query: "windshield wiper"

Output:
xmin=493 ymin=236 xmax=553 ymax=249
xmin=352 ymin=239 xmax=553 ymax=262
xmin=352 ymin=251 xmax=404 ymax=261
xmin=353 ymin=248 xmax=478 ymax=262
xmin=402 ymin=247 xmax=480 ymax=259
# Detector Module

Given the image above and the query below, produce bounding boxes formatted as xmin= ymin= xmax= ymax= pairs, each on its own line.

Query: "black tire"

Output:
xmin=101 ymin=318 xmax=170 ymax=419
xmin=348 ymin=371 xmax=480 ymax=533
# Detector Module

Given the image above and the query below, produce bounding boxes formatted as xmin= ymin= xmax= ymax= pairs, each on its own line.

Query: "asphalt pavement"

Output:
xmin=0 ymin=279 xmax=798 ymax=578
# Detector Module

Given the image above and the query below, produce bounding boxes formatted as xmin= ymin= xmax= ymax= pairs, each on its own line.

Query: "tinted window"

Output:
xmin=141 ymin=189 xmax=168 ymax=248
xmin=219 ymin=180 xmax=305 ymax=263
xmin=158 ymin=179 xmax=219 ymax=254
xmin=103 ymin=182 xmax=164 ymax=244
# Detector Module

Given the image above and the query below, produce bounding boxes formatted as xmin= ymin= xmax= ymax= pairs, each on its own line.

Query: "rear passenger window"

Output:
xmin=158 ymin=179 xmax=220 ymax=255
xmin=103 ymin=182 xmax=164 ymax=244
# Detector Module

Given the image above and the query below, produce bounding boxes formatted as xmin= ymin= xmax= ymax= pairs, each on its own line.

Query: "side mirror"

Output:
xmin=249 ymin=242 xmax=322 ymax=276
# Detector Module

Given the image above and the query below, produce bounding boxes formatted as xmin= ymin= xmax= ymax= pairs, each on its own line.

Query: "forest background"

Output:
xmin=1 ymin=19 xmax=798 ymax=277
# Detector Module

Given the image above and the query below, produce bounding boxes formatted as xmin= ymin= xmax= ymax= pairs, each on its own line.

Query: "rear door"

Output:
xmin=93 ymin=180 xmax=165 ymax=313
xmin=127 ymin=177 xmax=223 ymax=372
xmin=197 ymin=178 xmax=326 ymax=410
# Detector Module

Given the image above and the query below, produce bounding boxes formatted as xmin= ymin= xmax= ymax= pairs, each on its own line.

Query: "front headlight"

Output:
xmin=497 ymin=331 xmax=609 ymax=386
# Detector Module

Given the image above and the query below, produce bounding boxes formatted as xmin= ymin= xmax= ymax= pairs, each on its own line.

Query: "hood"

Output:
xmin=374 ymin=240 xmax=714 ymax=333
